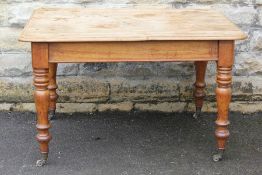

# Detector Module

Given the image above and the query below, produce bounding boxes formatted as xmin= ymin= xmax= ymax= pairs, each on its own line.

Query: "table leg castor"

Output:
xmin=193 ymin=107 xmax=202 ymax=119
xmin=36 ymin=153 xmax=48 ymax=167
xmin=48 ymin=110 xmax=56 ymax=120
xmin=212 ymin=149 xmax=224 ymax=162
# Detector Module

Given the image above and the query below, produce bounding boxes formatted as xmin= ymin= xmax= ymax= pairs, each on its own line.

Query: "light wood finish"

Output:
xmin=19 ymin=8 xmax=247 ymax=165
xmin=49 ymin=41 xmax=218 ymax=63
xmin=32 ymin=43 xmax=49 ymax=68
xmin=48 ymin=63 xmax=58 ymax=118
xmin=215 ymin=40 xmax=234 ymax=151
xmin=32 ymin=43 xmax=52 ymax=164
xmin=19 ymin=8 xmax=246 ymax=42
xmin=194 ymin=61 xmax=208 ymax=113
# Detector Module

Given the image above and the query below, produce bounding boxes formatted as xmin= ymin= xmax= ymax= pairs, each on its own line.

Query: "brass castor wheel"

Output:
xmin=193 ymin=107 xmax=201 ymax=119
xmin=48 ymin=110 xmax=56 ymax=120
xmin=213 ymin=150 xmax=224 ymax=162
xmin=36 ymin=153 xmax=48 ymax=167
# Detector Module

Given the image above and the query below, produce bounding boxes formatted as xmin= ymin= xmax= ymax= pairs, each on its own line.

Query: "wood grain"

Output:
xmin=32 ymin=43 xmax=49 ymax=68
xmin=215 ymin=40 xmax=234 ymax=150
xmin=32 ymin=43 xmax=51 ymax=158
xmin=49 ymin=41 xmax=218 ymax=62
xmin=19 ymin=8 xmax=247 ymax=42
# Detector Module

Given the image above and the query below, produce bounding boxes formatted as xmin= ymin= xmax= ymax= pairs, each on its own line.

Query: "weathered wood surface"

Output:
xmin=19 ymin=8 xmax=246 ymax=42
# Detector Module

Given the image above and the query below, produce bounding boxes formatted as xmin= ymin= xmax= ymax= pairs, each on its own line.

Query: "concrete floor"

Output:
xmin=0 ymin=111 xmax=261 ymax=175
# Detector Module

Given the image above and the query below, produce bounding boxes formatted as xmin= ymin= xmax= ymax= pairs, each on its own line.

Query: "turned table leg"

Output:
xmin=32 ymin=43 xmax=52 ymax=166
xmin=193 ymin=61 xmax=208 ymax=119
xmin=213 ymin=41 xmax=234 ymax=161
xmin=48 ymin=63 xmax=58 ymax=120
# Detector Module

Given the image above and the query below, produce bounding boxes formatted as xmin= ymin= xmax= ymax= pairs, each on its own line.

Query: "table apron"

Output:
xmin=48 ymin=41 xmax=218 ymax=63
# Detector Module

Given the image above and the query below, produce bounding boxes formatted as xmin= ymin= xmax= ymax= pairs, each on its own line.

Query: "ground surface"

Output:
xmin=0 ymin=111 xmax=261 ymax=175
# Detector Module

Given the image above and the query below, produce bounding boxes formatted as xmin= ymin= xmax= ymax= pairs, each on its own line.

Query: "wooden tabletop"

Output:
xmin=19 ymin=8 xmax=246 ymax=42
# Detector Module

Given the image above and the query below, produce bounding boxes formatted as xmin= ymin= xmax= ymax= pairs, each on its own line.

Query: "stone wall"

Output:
xmin=0 ymin=0 xmax=262 ymax=113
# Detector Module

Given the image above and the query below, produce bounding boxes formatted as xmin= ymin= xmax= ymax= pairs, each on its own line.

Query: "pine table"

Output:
xmin=19 ymin=8 xmax=246 ymax=166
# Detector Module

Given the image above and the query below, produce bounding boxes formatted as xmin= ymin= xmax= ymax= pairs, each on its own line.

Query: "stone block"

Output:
xmin=234 ymin=26 xmax=251 ymax=53
xmin=0 ymin=53 xmax=32 ymax=77
xmin=234 ymin=52 xmax=262 ymax=76
xmin=134 ymin=102 xmax=187 ymax=112
xmin=57 ymin=76 xmax=110 ymax=103
xmin=0 ymin=27 xmax=30 ymax=52
xmin=57 ymin=64 xmax=79 ymax=76
xmin=154 ymin=62 xmax=194 ymax=79
xmin=79 ymin=62 xmax=194 ymax=80
xmin=0 ymin=77 xmax=33 ymax=102
xmin=250 ymin=30 xmax=262 ymax=51
xmin=98 ymin=102 xmax=133 ymax=112
xmin=79 ymin=63 xmax=118 ymax=77
xmin=56 ymin=103 xmax=97 ymax=113
xmin=113 ymin=62 xmax=157 ymax=79
xmin=258 ymin=7 xmax=262 ymax=26
xmin=1 ymin=101 xmax=262 ymax=113
xmin=7 ymin=3 xmax=38 ymax=27
xmin=0 ymin=3 xmax=8 ymax=26
xmin=230 ymin=102 xmax=262 ymax=113
xmin=0 ymin=76 xmax=110 ymax=103
xmin=234 ymin=76 xmax=262 ymax=101
xmin=110 ymin=78 xmax=180 ymax=102
xmin=179 ymin=75 xmax=262 ymax=102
